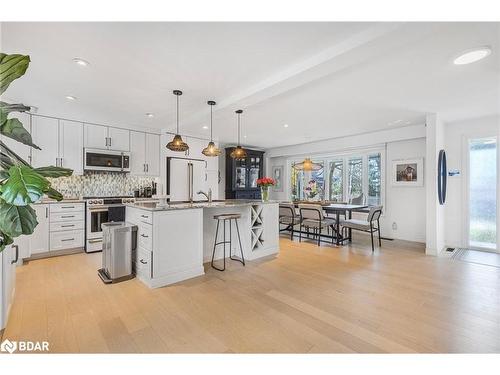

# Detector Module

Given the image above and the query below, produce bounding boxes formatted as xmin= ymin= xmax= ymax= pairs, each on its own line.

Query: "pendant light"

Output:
xmin=202 ymin=100 xmax=221 ymax=157
xmin=293 ymin=158 xmax=322 ymax=171
xmin=230 ymin=109 xmax=247 ymax=159
xmin=166 ymin=90 xmax=189 ymax=152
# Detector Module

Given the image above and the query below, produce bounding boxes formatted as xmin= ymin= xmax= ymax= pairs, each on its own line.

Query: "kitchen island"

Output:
xmin=125 ymin=200 xmax=279 ymax=288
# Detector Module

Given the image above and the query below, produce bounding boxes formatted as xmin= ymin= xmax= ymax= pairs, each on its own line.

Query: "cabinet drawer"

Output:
xmin=50 ymin=203 xmax=85 ymax=213
xmin=50 ymin=220 xmax=84 ymax=232
xmin=50 ymin=230 xmax=84 ymax=251
xmin=136 ymin=247 xmax=152 ymax=280
xmin=50 ymin=211 xmax=85 ymax=222
xmin=137 ymin=211 xmax=153 ymax=224
xmin=138 ymin=223 xmax=153 ymax=250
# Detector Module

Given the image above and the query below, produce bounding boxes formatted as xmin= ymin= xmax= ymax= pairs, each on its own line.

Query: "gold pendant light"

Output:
xmin=230 ymin=109 xmax=247 ymax=159
xmin=293 ymin=158 xmax=322 ymax=171
xmin=166 ymin=90 xmax=189 ymax=152
xmin=202 ymin=100 xmax=221 ymax=157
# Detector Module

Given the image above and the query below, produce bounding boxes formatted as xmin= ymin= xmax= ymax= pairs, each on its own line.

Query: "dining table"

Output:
xmin=290 ymin=202 xmax=369 ymax=245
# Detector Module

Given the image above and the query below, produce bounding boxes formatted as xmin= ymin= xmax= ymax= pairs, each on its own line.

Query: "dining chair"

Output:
xmin=350 ymin=193 xmax=364 ymax=205
xmin=279 ymin=203 xmax=301 ymax=240
xmin=298 ymin=204 xmax=336 ymax=246
xmin=340 ymin=205 xmax=383 ymax=252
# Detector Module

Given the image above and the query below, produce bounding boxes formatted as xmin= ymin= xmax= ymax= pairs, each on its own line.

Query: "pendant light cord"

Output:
xmin=176 ymin=94 xmax=179 ymax=134
xmin=210 ymin=104 xmax=213 ymax=141
xmin=237 ymin=112 xmax=241 ymax=146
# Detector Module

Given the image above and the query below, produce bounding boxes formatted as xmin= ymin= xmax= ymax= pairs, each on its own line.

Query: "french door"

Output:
xmin=467 ymin=137 xmax=498 ymax=252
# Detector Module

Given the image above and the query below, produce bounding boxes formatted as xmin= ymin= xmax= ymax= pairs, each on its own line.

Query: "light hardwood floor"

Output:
xmin=3 ymin=234 xmax=500 ymax=353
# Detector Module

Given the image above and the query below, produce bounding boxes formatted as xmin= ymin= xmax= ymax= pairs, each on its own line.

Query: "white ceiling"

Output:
xmin=1 ymin=22 xmax=499 ymax=149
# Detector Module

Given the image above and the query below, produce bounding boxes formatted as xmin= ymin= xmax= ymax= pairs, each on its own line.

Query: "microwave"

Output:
xmin=84 ymin=148 xmax=130 ymax=172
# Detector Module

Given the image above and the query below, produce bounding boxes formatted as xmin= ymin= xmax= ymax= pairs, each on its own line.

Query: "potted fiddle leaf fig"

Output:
xmin=0 ymin=53 xmax=73 ymax=252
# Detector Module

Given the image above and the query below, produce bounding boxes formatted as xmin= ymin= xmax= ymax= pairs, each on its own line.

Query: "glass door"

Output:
xmin=234 ymin=157 xmax=247 ymax=189
xmin=248 ymin=156 xmax=261 ymax=189
xmin=468 ymin=137 xmax=497 ymax=251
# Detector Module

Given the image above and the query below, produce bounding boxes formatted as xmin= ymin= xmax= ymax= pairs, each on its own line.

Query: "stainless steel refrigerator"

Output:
xmin=166 ymin=157 xmax=207 ymax=202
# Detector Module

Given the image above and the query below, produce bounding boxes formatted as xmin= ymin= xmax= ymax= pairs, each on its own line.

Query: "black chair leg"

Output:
xmin=299 ymin=223 xmax=302 ymax=242
xmin=377 ymin=219 xmax=382 ymax=246
xmin=290 ymin=224 xmax=294 ymax=240
xmin=317 ymin=228 xmax=321 ymax=246
xmin=211 ymin=219 xmax=220 ymax=270
xmin=370 ymin=229 xmax=374 ymax=252
xmin=331 ymin=225 xmax=335 ymax=244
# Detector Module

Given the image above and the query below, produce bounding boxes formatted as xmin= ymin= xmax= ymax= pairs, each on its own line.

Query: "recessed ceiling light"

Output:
xmin=146 ymin=113 xmax=154 ymax=118
xmin=202 ymin=125 xmax=209 ymax=129
xmin=243 ymin=135 xmax=247 ymax=138
xmin=65 ymin=95 xmax=77 ymax=101
xmin=453 ymin=47 xmax=491 ymax=65
xmin=73 ymin=58 xmax=90 ymax=67
xmin=283 ymin=124 xmax=289 ymax=128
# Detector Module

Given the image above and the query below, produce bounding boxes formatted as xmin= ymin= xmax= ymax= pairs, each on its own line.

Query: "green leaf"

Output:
xmin=0 ymin=117 xmax=41 ymax=150
xmin=34 ymin=166 xmax=73 ymax=178
xmin=0 ymin=169 xmax=8 ymax=180
xmin=0 ymin=165 xmax=49 ymax=206
xmin=0 ymin=200 xmax=38 ymax=237
xmin=44 ymin=187 xmax=63 ymax=201
xmin=0 ymin=101 xmax=31 ymax=114
xmin=0 ymin=231 xmax=14 ymax=253
xmin=0 ymin=54 xmax=30 ymax=95
xmin=1 ymin=140 xmax=30 ymax=166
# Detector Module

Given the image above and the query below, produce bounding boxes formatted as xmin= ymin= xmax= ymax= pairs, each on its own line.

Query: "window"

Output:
xmin=290 ymin=161 xmax=325 ymax=201
xmin=368 ymin=153 xmax=382 ymax=205
xmin=290 ymin=150 xmax=384 ymax=206
xmin=347 ymin=157 xmax=363 ymax=201
xmin=328 ymin=160 xmax=343 ymax=202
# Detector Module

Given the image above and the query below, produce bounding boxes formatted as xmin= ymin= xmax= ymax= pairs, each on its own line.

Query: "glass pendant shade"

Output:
xmin=202 ymin=100 xmax=221 ymax=157
xmin=230 ymin=145 xmax=247 ymax=159
xmin=293 ymin=158 xmax=322 ymax=171
xmin=166 ymin=89 xmax=190 ymax=152
xmin=230 ymin=109 xmax=247 ymax=159
xmin=166 ymin=134 xmax=189 ymax=152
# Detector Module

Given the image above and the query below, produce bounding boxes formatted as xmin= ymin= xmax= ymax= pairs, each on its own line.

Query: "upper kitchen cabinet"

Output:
xmin=32 ymin=117 xmax=84 ymax=174
xmin=59 ymin=120 xmax=84 ymax=174
xmin=84 ymin=123 xmax=130 ymax=152
xmin=0 ymin=112 xmax=32 ymax=164
xmin=145 ymin=133 xmax=160 ymax=176
xmin=108 ymin=127 xmax=130 ymax=151
xmin=31 ymin=116 xmax=59 ymax=168
xmin=130 ymin=131 xmax=160 ymax=177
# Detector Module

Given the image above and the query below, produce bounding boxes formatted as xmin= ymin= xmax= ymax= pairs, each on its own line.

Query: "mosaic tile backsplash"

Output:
xmin=48 ymin=172 xmax=158 ymax=198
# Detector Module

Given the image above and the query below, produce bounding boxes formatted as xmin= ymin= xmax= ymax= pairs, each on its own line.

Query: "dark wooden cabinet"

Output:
xmin=225 ymin=148 xmax=265 ymax=200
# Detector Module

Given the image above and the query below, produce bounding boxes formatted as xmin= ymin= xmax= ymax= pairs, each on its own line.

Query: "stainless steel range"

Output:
xmin=85 ymin=196 xmax=136 ymax=253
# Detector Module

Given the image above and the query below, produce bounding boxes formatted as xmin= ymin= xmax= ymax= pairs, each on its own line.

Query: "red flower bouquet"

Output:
xmin=256 ymin=177 xmax=276 ymax=187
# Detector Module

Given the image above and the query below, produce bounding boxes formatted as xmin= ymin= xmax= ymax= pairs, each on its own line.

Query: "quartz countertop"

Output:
xmin=126 ymin=199 xmax=278 ymax=212
xmin=33 ymin=198 xmax=86 ymax=204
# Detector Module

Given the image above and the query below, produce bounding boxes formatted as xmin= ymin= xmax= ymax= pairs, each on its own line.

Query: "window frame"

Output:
xmin=287 ymin=148 xmax=385 ymax=207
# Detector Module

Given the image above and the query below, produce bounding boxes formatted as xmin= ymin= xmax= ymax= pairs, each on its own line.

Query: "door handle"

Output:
xmin=11 ymin=244 xmax=19 ymax=264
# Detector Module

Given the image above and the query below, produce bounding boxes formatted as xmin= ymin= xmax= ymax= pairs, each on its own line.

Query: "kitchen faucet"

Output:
xmin=197 ymin=188 xmax=212 ymax=203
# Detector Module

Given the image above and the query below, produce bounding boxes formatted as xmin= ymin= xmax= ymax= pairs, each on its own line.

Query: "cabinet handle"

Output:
xmin=61 ymin=224 xmax=75 ymax=228
xmin=61 ymin=206 xmax=75 ymax=209
xmin=109 ymin=137 xmax=112 ymax=147
xmin=61 ymin=215 xmax=75 ymax=218
xmin=139 ymin=259 xmax=147 ymax=264
xmin=88 ymin=239 xmax=102 ymax=244
xmin=61 ymin=238 xmax=75 ymax=242
xmin=11 ymin=244 xmax=19 ymax=264
xmin=60 ymin=158 xmax=63 ymax=167
xmin=140 ymin=234 xmax=149 ymax=238
xmin=146 ymin=164 xmax=149 ymax=173
xmin=45 ymin=207 xmax=48 ymax=218
xmin=143 ymin=164 xmax=146 ymax=172
xmin=140 ymin=215 xmax=149 ymax=218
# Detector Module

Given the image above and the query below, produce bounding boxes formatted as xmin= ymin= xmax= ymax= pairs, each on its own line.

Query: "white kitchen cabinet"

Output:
xmin=84 ymin=123 xmax=108 ymax=149
xmin=59 ymin=120 xmax=84 ymax=174
xmin=30 ymin=204 xmax=50 ymax=255
xmin=145 ymin=133 xmax=160 ymax=176
xmin=130 ymin=131 xmax=146 ymax=175
xmin=108 ymin=127 xmax=130 ymax=151
xmin=31 ymin=116 xmax=59 ymax=168
xmin=0 ymin=112 xmax=32 ymax=164
xmin=130 ymin=131 xmax=160 ymax=177
xmin=0 ymin=244 xmax=17 ymax=331
xmin=84 ymin=123 xmax=130 ymax=151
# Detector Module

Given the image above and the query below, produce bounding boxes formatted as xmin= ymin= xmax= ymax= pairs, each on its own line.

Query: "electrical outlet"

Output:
xmin=392 ymin=222 xmax=397 ymax=230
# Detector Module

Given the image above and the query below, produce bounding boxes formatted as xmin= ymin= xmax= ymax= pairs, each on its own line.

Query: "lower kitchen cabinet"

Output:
xmin=1 ymin=244 xmax=17 ymax=332
xmin=30 ymin=204 xmax=50 ymax=255
xmin=26 ymin=202 xmax=85 ymax=258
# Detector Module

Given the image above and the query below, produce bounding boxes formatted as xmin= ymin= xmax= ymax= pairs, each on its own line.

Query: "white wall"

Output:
xmin=267 ymin=125 xmax=427 ymax=243
xmin=444 ymin=115 xmax=500 ymax=249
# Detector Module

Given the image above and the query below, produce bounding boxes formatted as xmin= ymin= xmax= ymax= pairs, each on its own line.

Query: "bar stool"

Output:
xmin=211 ymin=213 xmax=245 ymax=271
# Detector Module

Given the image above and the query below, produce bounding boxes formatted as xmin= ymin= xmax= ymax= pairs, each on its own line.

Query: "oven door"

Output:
xmin=84 ymin=149 xmax=127 ymax=172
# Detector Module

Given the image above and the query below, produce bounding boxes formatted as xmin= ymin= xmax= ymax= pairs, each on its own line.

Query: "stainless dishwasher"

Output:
xmin=98 ymin=222 xmax=137 ymax=284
